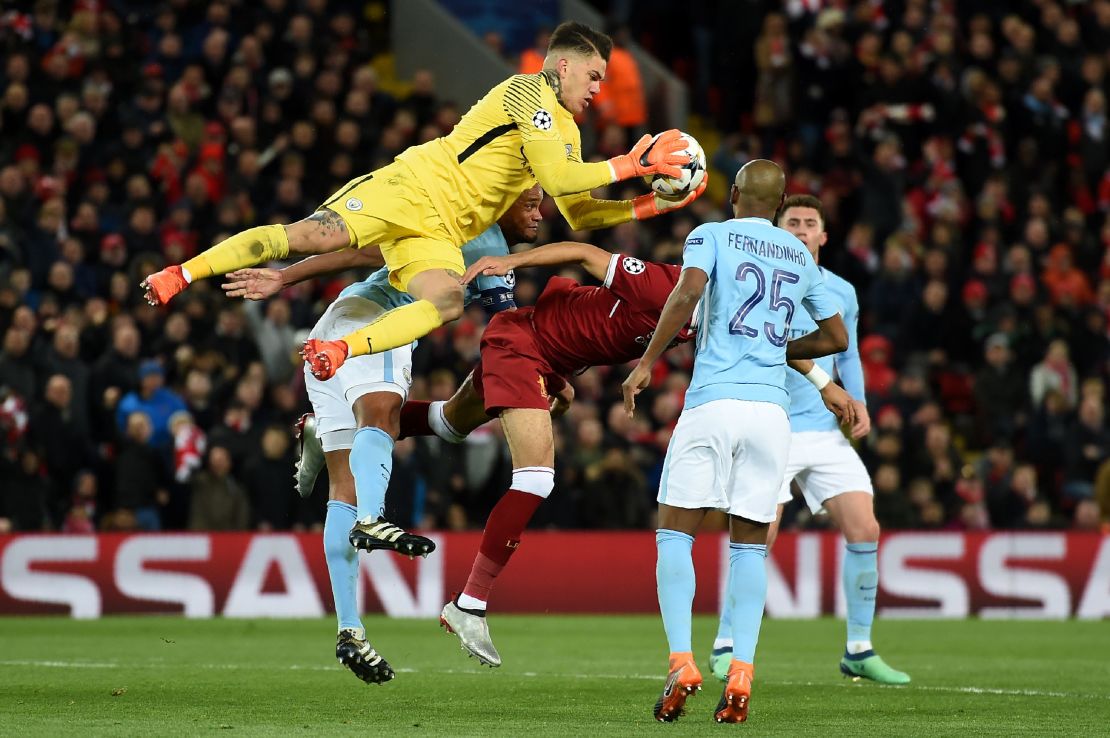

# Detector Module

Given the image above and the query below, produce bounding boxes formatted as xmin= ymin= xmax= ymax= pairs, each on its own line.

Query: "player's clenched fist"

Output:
xmin=609 ymin=129 xmax=691 ymax=181
xmin=302 ymin=338 xmax=349 ymax=380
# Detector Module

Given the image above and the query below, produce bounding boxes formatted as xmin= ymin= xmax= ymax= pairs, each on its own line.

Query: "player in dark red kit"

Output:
xmin=396 ymin=241 xmax=855 ymax=667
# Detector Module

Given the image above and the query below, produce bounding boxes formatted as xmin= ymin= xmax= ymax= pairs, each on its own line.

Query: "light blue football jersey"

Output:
xmin=785 ymin=267 xmax=865 ymax=432
xmin=682 ymin=217 xmax=839 ymax=411
xmin=338 ymin=224 xmax=516 ymax=313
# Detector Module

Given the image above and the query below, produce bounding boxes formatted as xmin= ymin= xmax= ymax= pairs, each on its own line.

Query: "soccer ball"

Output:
xmin=645 ymin=132 xmax=707 ymax=199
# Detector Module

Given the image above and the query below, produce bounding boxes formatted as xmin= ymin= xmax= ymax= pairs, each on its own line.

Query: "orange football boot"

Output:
xmin=714 ymin=660 xmax=754 ymax=723
xmin=302 ymin=338 xmax=348 ymax=380
xmin=653 ymin=652 xmax=703 ymax=722
xmin=140 ymin=265 xmax=189 ymax=305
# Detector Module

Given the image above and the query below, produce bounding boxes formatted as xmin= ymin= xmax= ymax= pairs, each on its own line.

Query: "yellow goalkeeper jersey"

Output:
xmin=396 ymin=72 xmax=614 ymax=243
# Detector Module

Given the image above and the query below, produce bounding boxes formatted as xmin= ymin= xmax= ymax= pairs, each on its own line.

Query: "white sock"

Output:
xmin=429 ymin=401 xmax=466 ymax=443
xmin=713 ymin=638 xmax=733 ymax=650
xmin=847 ymin=640 xmax=873 ymax=655
xmin=180 ymin=265 xmax=193 ymax=283
xmin=457 ymin=593 xmax=486 ymax=611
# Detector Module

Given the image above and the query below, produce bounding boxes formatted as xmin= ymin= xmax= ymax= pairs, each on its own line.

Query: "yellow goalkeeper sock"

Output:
xmin=182 ymin=224 xmax=290 ymax=280
xmin=342 ymin=299 xmax=444 ymax=357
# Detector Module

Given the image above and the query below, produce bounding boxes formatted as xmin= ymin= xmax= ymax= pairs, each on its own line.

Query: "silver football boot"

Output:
xmin=439 ymin=599 xmax=502 ymax=667
xmin=294 ymin=413 xmax=325 ymax=498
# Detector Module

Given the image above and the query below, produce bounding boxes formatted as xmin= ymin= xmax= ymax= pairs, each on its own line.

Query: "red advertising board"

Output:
xmin=0 ymin=531 xmax=1106 ymax=619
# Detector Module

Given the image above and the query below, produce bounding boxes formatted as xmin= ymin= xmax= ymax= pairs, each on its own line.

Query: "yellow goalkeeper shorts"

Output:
xmin=320 ymin=161 xmax=465 ymax=292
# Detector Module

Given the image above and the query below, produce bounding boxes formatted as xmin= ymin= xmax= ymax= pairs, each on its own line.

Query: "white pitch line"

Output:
xmin=0 ymin=660 xmax=118 ymax=668
xmin=3 ymin=660 xmax=1106 ymax=701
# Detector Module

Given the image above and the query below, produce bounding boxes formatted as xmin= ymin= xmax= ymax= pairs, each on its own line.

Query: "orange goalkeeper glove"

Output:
xmin=609 ymin=129 xmax=690 ymax=181
xmin=302 ymin=338 xmax=348 ymax=380
xmin=632 ymin=177 xmax=708 ymax=220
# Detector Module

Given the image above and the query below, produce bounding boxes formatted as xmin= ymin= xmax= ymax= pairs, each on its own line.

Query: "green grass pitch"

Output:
xmin=1 ymin=616 xmax=1107 ymax=736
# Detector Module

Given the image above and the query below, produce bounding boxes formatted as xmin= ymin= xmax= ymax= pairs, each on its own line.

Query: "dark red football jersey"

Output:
xmin=531 ymin=253 xmax=696 ymax=375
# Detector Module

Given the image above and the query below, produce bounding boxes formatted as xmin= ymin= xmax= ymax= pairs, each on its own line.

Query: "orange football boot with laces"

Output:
xmin=653 ymin=652 xmax=703 ymax=722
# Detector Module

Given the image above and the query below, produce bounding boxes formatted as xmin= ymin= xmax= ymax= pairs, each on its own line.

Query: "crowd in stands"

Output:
xmin=0 ymin=0 xmax=1107 ymax=536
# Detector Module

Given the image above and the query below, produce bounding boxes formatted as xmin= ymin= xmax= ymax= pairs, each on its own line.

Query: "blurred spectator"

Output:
xmin=1030 ymin=339 xmax=1079 ymax=410
xmin=112 ymin=411 xmax=169 ymax=531
xmin=62 ymin=469 xmax=98 ymax=534
xmin=0 ymin=326 xmax=35 ymax=400
xmin=588 ymin=28 xmax=646 ymax=137
xmin=1063 ymin=396 xmax=1110 ymax=500
xmin=973 ymin=333 xmax=1028 ymax=445
xmin=30 ymin=373 xmax=92 ymax=521
xmin=242 ymin=424 xmax=296 ymax=530
xmin=872 ymin=463 xmax=915 ymax=528
xmin=188 ymin=445 xmax=250 ymax=530
xmin=115 ymin=359 xmax=186 ymax=450
xmin=243 ymin=299 xmax=296 ymax=384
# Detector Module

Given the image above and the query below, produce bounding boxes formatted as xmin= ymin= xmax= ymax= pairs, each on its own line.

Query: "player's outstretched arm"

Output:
xmin=554 ymin=176 xmax=707 ymax=231
xmin=461 ymin=241 xmax=611 ymax=284
xmin=222 ymin=247 xmax=385 ymax=299
xmin=623 ymin=267 xmax=707 ymax=417
xmin=522 ymin=129 xmax=690 ymax=198
xmin=785 ymin=314 xmax=849 ymax=359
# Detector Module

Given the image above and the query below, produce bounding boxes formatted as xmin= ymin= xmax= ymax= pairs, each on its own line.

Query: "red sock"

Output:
xmin=398 ymin=400 xmax=432 ymax=439
xmin=462 ymin=490 xmax=543 ymax=602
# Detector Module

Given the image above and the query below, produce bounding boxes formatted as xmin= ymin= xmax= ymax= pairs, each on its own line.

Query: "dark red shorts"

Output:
xmin=471 ymin=308 xmax=567 ymax=415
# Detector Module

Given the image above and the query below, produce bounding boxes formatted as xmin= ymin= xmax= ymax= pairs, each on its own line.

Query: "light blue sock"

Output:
xmin=844 ymin=541 xmax=879 ymax=646
xmin=656 ymin=529 xmax=695 ymax=654
xmin=324 ymin=500 xmax=361 ymax=631
xmin=714 ymin=580 xmax=733 ymax=648
xmin=728 ymin=542 xmax=768 ymax=664
xmin=350 ymin=426 xmax=394 ymax=521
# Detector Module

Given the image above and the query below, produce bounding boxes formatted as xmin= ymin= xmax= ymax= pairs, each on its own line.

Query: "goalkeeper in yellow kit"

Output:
xmin=141 ymin=22 xmax=703 ymax=378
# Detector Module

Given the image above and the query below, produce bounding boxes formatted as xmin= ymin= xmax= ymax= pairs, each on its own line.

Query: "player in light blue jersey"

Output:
xmin=221 ymin=186 xmax=543 ymax=684
xmin=623 ymin=161 xmax=849 ymax=724
xmin=709 ymin=194 xmax=910 ymax=686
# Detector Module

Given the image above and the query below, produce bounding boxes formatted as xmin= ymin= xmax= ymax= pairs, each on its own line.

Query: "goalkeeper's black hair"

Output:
xmin=547 ymin=21 xmax=612 ymax=62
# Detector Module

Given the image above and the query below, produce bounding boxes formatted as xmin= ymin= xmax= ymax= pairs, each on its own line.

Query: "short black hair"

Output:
xmin=548 ymin=21 xmax=612 ymax=62
xmin=777 ymin=194 xmax=825 ymax=228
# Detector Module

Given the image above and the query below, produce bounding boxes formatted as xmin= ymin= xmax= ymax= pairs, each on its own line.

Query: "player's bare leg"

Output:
xmin=653 ymin=505 xmax=708 ymax=721
xmin=442 ymin=373 xmax=495 ymax=436
xmin=322 ymin=449 xmax=395 ymax=685
xmin=824 ymin=492 xmax=910 ymax=685
xmin=141 ymin=210 xmax=352 ymax=306
xmin=346 ymin=392 xmax=435 ymax=558
xmin=441 ymin=408 xmax=554 ymax=667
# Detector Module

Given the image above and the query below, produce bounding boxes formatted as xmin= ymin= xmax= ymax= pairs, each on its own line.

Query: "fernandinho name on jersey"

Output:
xmin=725 ymin=231 xmax=809 ymax=267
